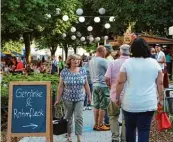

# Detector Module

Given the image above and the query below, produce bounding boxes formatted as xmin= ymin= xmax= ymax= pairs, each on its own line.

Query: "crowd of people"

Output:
xmin=54 ymin=38 xmax=170 ymax=142
xmin=0 ymin=55 xmax=65 ymax=75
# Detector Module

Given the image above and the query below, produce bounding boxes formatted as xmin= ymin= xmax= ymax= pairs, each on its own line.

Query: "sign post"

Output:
xmin=7 ymin=81 xmax=53 ymax=142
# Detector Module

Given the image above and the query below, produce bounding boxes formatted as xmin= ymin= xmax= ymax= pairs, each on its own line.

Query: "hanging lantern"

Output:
xmin=105 ymin=23 xmax=111 ymax=29
xmin=99 ymin=8 xmax=106 ymax=15
xmin=94 ymin=17 xmax=101 ymax=23
xmin=71 ymin=35 xmax=76 ymax=40
xmin=95 ymin=37 xmax=100 ymax=41
xmin=62 ymin=15 xmax=69 ymax=21
xmin=104 ymin=36 xmax=108 ymax=40
xmin=80 ymin=37 xmax=85 ymax=41
xmin=76 ymin=8 xmax=83 ymax=15
xmin=89 ymin=37 xmax=94 ymax=42
xmin=109 ymin=16 xmax=115 ymax=22
xmin=62 ymin=33 xmax=66 ymax=38
xmin=79 ymin=16 xmax=85 ymax=23
xmin=71 ymin=27 xmax=76 ymax=33
xmin=87 ymin=26 xmax=93 ymax=31
xmin=77 ymin=32 xmax=82 ymax=37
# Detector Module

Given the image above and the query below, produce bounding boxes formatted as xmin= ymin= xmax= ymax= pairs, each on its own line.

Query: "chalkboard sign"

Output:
xmin=7 ymin=82 xmax=53 ymax=142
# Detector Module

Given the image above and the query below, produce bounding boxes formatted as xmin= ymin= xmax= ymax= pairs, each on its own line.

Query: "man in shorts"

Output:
xmin=89 ymin=46 xmax=110 ymax=131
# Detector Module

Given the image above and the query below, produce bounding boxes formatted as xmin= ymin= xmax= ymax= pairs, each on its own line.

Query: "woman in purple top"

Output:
xmin=54 ymin=54 xmax=91 ymax=142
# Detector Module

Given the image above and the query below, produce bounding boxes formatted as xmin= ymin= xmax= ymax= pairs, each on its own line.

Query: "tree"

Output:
xmin=2 ymin=40 xmax=23 ymax=54
xmin=1 ymin=0 xmax=51 ymax=63
xmin=90 ymin=0 xmax=173 ymax=37
xmin=2 ymin=0 xmax=82 ymax=63
xmin=35 ymin=0 xmax=82 ymax=58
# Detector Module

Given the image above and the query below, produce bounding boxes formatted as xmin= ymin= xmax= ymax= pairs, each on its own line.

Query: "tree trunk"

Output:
xmin=64 ymin=44 xmax=68 ymax=60
xmin=23 ymin=33 xmax=31 ymax=64
xmin=50 ymin=45 xmax=57 ymax=58
xmin=73 ymin=46 xmax=77 ymax=54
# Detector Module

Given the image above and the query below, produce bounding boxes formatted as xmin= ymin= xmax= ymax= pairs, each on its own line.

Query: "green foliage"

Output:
xmin=35 ymin=0 xmax=82 ymax=54
xmin=83 ymin=43 xmax=97 ymax=53
xmin=1 ymin=73 xmax=59 ymax=98
xmin=2 ymin=40 xmax=24 ymax=53
xmin=91 ymin=0 xmax=173 ymax=36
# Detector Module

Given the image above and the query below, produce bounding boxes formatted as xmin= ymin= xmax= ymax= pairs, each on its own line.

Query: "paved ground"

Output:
xmin=20 ymin=108 xmax=112 ymax=142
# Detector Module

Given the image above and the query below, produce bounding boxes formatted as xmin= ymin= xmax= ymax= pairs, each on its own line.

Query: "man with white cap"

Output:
xmin=155 ymin=44 xmax=166 ymax=71
xmin=105 ymin=44 xmax=130 ymax=142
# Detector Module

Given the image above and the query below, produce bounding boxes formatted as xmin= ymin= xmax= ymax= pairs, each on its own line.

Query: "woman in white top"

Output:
xmin=116 ymin=38 xmax=164 ymax=142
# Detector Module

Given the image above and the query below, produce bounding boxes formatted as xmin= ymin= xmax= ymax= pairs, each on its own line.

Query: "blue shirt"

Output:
xmin=89 ymin=56 xmax=108 ymax=87
xmin=61 ymin=68 xmax=87 ymax=102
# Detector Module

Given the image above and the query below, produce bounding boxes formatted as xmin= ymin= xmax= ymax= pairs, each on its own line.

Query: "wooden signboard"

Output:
xmin=7 ymin=81 xmax=53 ymax=142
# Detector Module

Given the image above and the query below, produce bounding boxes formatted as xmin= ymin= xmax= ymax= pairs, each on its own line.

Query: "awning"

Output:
xmin=0 ymin=52 xmax=6 ymax=57
xmin=11 ymin=51 xmax=23 ymax=57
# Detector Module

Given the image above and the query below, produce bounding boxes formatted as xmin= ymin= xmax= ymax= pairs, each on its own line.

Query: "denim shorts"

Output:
xmin=93 ymin=86 xmax=110 ymax=110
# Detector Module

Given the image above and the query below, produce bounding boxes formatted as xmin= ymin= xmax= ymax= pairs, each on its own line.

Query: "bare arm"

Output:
xmin=158 ymin=56 xmax=166 ymax=64
xmin=84 ymin=80 xmax=91 ymax=103
xmin=156 ymin=71 xmax=164 ymax=103
xmin=116 ymin=72 xmax=127 ymax=101
xmin=105 ymin=77 xmax=111 ymax=89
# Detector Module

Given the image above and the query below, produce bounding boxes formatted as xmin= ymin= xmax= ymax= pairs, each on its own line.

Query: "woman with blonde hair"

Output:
xmin=54 ymin=54 xmax=91 ymax=142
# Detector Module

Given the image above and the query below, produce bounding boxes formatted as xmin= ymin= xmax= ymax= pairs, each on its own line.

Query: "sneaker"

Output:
xmin=93 ymin=124 xmax=98 ymax=130
xmin=88 ymin=106 xmax=92 ymax=110
xmin=97 ymin=124 xmax=110 ymax=131
xmin=83 ymin=107 xmax=86 ymax=111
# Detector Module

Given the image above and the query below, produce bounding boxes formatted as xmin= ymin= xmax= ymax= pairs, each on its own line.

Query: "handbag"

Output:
xmin=53 ymin=101 xmax=68 ymax=135
xmin=53 ymin=117 xmax=68 ymax=135
xmin=155 ymin=104 xmax=172 ymax=131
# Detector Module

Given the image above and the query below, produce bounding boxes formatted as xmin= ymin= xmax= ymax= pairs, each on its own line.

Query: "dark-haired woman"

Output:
xmin=116 ymin=38 xmax=164 ymax=142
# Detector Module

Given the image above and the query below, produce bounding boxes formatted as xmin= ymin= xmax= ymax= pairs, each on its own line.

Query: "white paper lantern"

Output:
xmin=80 ymin=37 xmax=85 ymax=41
xmin=94 ymin=17 xmax=101 ymax=23
xmin=169 ymin=26 xmax=173 ymax=35
xmin=45 ymin=14 xmax=51 ymax=19
xmin=109 ymin=16 xmax=115 ymax=22
xmin=71 ymin=27 xmax=76 ymax=33
xmin=95 ymin=37 xmax=100 ymax=41
xmin=99 ymin=8 xmax=106 ymax=15
xmin=105 ymin=23 xmax=111 ymax=29
xmin=76 ymin=8 xmax=83 ymax=15
xmin=77 ymin=32 xmax=82 ymax=37
xmin=71 ymin=35 xmax=76 ymax=40
xmin=62 ymin=33 xmax=66 ymax=38
xmin=79 ymin=16 xmax=85 ymax=23
xmin=104 ymin=36 xmax=108 ymax=40
xmin=56 ymin=8 xmax=61 ymax=15
xmin=89 ymin=37 xmax=94 ymax=42
xmin=62 ymin=15 xmax=69 ymax=21
xmin=87 ymin=26 xmax=93 ymax=31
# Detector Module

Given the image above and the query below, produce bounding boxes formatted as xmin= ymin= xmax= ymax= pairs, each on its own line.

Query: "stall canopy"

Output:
xmin=1 ymin=52 xmax=6 ymax=57
xmin=11 ymin=51 xmax=23 ymax=57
